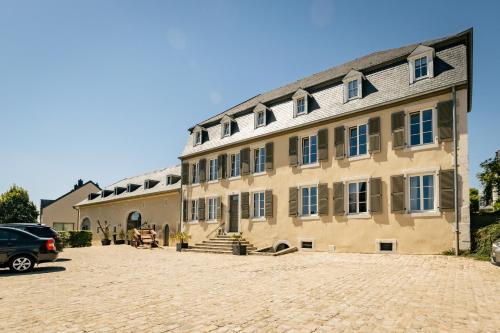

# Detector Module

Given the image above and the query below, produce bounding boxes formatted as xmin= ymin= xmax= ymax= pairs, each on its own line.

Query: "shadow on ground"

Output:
xmin=0 ymin=266 xmax=66 ymax=276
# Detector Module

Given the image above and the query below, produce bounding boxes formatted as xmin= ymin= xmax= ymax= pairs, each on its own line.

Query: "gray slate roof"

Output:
xmin=181 ymin=29 xmax=472 ymax=158
xmin=75 ymin=165 xmax=181 ymax=207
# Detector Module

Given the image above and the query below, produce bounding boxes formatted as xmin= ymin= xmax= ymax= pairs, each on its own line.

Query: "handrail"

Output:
xmin=207 ymin=222 xmax=225 ymax=238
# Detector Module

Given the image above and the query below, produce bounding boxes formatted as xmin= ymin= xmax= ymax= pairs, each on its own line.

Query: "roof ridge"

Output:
xmin=104 ymin=164 xmax=181 ymax=189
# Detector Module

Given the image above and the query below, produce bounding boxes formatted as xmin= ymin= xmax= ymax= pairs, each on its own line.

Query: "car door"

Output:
xmin=0 ymin=230 xmax=11 ymax=263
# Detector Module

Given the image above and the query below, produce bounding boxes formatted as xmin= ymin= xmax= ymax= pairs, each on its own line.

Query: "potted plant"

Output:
xmin=115 ymin=229 xmax=126 ymax=245
xmin=231 ymin=232 xmax=246 ymax=255
xmin=172 ymin=232 xmax=191 ymax=251
xmin=97 ymin=220 xmax=111 ymax=246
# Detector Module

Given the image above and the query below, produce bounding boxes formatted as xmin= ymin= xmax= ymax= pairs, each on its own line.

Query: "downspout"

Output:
xmin=452 ymin=86 xmax=460 ymax=256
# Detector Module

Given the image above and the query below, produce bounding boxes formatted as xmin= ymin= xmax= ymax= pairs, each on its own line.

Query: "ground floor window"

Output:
xmin=409 ymin=174 xmax=434 ymax=212
xmin=301 ymin=186 xmax=318 ymax=216
xmin=348 ymin=181 xmax=368 ymax=214
xmin=53 ymin=222 xmax=74 ymax=231
xmin=207 ymin=197 xmax=217 ymax=220
xmin=81 ymin=218 xmax=91 ymax=231
xmin=252 ymin=192 xmax=265 ymax=218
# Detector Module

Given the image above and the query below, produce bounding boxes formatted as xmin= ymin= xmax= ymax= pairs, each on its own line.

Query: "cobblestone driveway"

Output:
xmin=0 ymin=246 xmax=499 ymax=333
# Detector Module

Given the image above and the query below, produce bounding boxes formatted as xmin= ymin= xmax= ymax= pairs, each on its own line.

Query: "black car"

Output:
xmin=5 ymin=223 xmax=62 ymax=251
xmin=0 ymin=226 xmax=59 ymax=273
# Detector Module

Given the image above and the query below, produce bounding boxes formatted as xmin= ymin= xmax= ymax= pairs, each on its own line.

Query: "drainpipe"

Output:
xmin=452 ymin=86 xmax=460 ymax=256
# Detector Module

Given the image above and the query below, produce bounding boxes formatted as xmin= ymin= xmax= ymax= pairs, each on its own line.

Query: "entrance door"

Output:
xmin=228 ymin=195 xmax=239 ymax=233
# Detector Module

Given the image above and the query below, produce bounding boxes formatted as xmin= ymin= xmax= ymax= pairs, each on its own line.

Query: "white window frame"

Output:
xmin=208 ymin=158 xmax=218 ymax=181
xmin=194 ymin=130 xmax=202 ymax=146
xmin=221 ymin=121 xmax=231 ymax=138
xmin=408 ymin=173 xmax=436 ymax=213
xmin=346 ymin=79 xmax=361 ymax=101
xmin=191 ymin=162 xmax=200 ymax=184
xmin=251 ymin=191 xmax=265 ymax=219
xmin=255 ymin=110 xmax=266 ymax=128
xmin=295 ymin=97 xmax=307 ymax=116
xmin=408 ymin=48 xmax=434 ymax=84
xmin=299 ymin=185 xmax=318 ymax=217
xmin=293 ymin=94 xmax=309 ymax=117
xmin=347 ymin=180 xmax=369 ymax=215
xmin=230 ymin=153 xmax=241 ymax=178
xmin=190 ymin=200 xmax=198 ymax=222
xmin=253 ymin=147 xmax=266 ymax=174
xmin=348 ymin=124 xmax=368 ymax=157
xmin=301 ymin=134 xmax=318 ymax=166
xmin=342 ymin=71 xmax=363 ymax=103
xmin=207 ymin=197 xmax=217 ymax=221
xmin=408 ymin=108 xmax=435 ymax=147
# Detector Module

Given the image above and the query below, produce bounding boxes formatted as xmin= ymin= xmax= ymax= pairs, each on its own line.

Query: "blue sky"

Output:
xmin=0 ymin=0 xmax=498 ymax=208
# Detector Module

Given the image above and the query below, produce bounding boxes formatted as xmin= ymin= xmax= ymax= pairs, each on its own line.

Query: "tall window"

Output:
xmin=222 ymin=122 xmax=230 ymax=137
xmin=349 ymin=124 xmax=367 ymax=156
xmin=253 ymin=147 xmax=266 ymax=173
xmin=230 ymin=153 xmax=240 ymax=177
xmin=410 ymin=175 xmax=434 ymax=211
xmin=195 ymin=131 xmax=202 ymax=145
xmin=348 ymin=79 xmax=358 ymax=99
xmin=301 ymin=186 xmax=318 ymax=216
xmin=256 ymin=111 xmax=265 ymax=127
xmin=302 ymin=135 xmax=318 ymax=165
xmin=191 ymin=162 xmax=199 ymax=184
xmin=410 ymin=109 xmax=433 ymax=146
xmin=191 ymin=200 xmax=198 ymax=221
xmin=253 ymin=192 xmax=265 ymax=218
xmin=207 ymin=198 xmax=217 ymax=220
xmin=209 ymin=159 xmax=218 ymax=181
xmin=296 ymin=97 xmax=306 ymax=115
xmin=414 ymin=56 xmax=428 ymax=79
xmin=348 ymin=181 xmax=367 ymax=214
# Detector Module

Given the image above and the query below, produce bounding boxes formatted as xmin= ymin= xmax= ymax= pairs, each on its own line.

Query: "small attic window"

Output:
xmin=101 ymin=190 xmax=113 ymax=198
xmin=292 ymin=89 xmax=310 ymax=117
xmin=144 ymin=179 xmax=160 ymax=190
xmin=342 ymin=70 xmax=364 ymax=102
xmin=193 ymin=125 xmax=207 ymax=146
xmin=408 ymin=45 xmax=435 ymax=84
xmin=253 ymin=103 xmax=268 ymax=128
xmin=194 ymin=131 xmax=202 ymax=145
xmin=296 ymin=97 xmax=306 ymax=115
xmin=127 ymin=183 xmax=140 ymax=193
xmin=220 ymin=115 xmax=233 ymax=138
xmin=114 ymin=187 xmax=126 ymax=195
xmin=166 ymin=175 xmax=180 ymax=185
xmin=88 ymin=193 xmax=99 ymax=200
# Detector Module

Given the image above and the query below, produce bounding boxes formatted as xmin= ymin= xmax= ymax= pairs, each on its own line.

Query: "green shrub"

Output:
xmin=57 ymin=231 xmax=70 ymax=250
xmin=494 ymin=201 xmax=500 ymax=212
xmin=68 ymin=230 xmax=93 ymax=247
xmin=474 ymin=222 xmax=500 ymax=257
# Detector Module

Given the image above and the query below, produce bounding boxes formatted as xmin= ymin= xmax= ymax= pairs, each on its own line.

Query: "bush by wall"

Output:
xmin=474 ymin=222 xmax=500 ymax=258
xmin=57 ymin=231 xmax=70 ymax=250
xmin=68 ymin=230 xmax=93 ymax=247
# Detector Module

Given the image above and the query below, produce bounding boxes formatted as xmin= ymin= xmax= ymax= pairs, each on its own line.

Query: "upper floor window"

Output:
xmin=349 ymin=124 xmax=367 ymax=157
xmin=253 ymin=147 xmax=266 ymax=173
xmin=222 ymin=122 xmax=231 ymax=137
xmin=230 ymin=153 xmax=241 ymax=177
xmin=302 ymin=135 xmax=317 ymax=165
xmin=407 ymin=45 xmax=434 ymax=84
xmin=207 ymin=197 xmax=217 ymax=220
xmin=252 ymin=192 xmax=265 ymax=218
xmin=342 ymin=70 xmax=363 ymax=102
xmin=348 ymin=181 xmax=367 ymax=214
xmin=348 ymin=80 xmax=359 ymax=100
xmin=256 ymin=111 xmax=265 ymax=127
xmin=301 ymin=186 xmax=318 ymax=216
xmin=194 ymin=131 xmax=202 ymax=146
xmin=410 ymin=109 xmax=433 ymax=146
xmin=191 ymin=162 xmax=199 ymax=184
xmin=292 ymin=89 xmax=309 ymax=117
xmin=296 ymin=97 xmax=306 ymax=115
xmin=191 ymin=200 xmax=198 ymax=221
xmin=209 ymin=159 xmax=218 ymax=181
xmin=414 ymin=56 xmax=428 ymax=79
xmin=409 ymin=174 xmax=434 ymax=212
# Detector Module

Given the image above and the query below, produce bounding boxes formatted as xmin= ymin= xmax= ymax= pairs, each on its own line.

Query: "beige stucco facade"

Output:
xmin=182 ymin=89 xmax=470 ymax=254
xmin=41 ymin=182 xmax=100 ymax=231
xmin=77 ymin=191 xmax=181 ymax=245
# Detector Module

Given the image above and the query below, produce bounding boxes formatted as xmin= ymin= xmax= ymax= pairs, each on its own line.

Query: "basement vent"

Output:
xmin=300 ymin=240 xmax=314 ymax=250
xmin=376 ymin=239 xmax=397 ymax=253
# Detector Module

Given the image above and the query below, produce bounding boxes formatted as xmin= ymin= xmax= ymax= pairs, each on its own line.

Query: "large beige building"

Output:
xmin=74 ymin=166 xmax=181 ymax=245
xmin=40 ymin=180 xmax=100 ymax=231
xmin=179 ymin=29 xmax=473 ymax=254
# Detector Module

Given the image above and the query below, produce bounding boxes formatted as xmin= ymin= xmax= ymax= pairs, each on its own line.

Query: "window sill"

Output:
xmin=250 ymin=217 xmax=266 ymax=222
xmin=252 ymin=172 xmax=266 ymax=177
xmin=299 ymin=162 xmax=320 ymax=169
xmin=412 ymin=75 xmax=430 ymax=84
xmin=297 ymin=215 xmax=319 ymax=221
xmin=347 ymin=154 xmax=370 ymax=162
xmin=229 ymin=175 xmax=241 ymax=181
xmin=206 ymin=220 xmax=219 ymax=224
xmin=346 ymin=213 xmax=371 ymax=219
xmin=187 ymin=221 xmax=199 ymax=224
xmin=190 ymin=183 xmax=200 ymax=188
xmin=346 ymin=96 xmax=361 ymax=102
xmin=406 ymin=142 xmax=439 ymax=152
xmin=207 ymin=180 xmax=218 ymax=184
xmin=409 ymin=211 xmax=441 ymax=217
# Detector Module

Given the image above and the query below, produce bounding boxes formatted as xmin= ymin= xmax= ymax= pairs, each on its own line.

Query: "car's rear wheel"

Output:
xmin=9 ymin=255 xmax=35 ymax=273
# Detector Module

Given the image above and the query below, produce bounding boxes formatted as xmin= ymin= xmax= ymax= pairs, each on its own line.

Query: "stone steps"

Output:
xmin=184 ymin=234 xmax=256 ymax=255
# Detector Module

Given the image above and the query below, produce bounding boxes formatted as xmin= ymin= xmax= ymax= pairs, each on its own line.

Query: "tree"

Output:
xmin=477 ymin=156 xmax=500 ymax=206
xmin=0 ymin=185 xmax=39 ymax=224
xmin=469 ymin=188 xmax=479 ymax=214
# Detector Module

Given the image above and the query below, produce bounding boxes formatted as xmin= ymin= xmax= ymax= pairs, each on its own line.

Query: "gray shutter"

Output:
xmin=265 ymin=190 xmax=273 ymax=218
xmin=199 ymin=159 xmax=207 ymax=183
xmin=240 ymin=148 xmax=250 ymax=175
xmin=318 ymin=183 xmax=329 ymax=216
xmin=181 ymin=163 xmax=189 ymax=185
xmin=265 ymin=142 xmax=274 ymax=171
xmin=182 ymin=199 xmax=188 ymax=222
xmin=216 ymin=196 xmax=222 ymax=220
xmin=390 ymin=175 xmax=405 ymax=213
xmin=370 ymin=178 xmax=382 ymax=213
xmin=198 ymin=198 xmax=205 ymax=221
xmin=368 ymin=117 xmax=381 ymax=153
xmin=217 ymin=154 xmax=227 ymax=179
xmin=333 ymin=182 xmax=344 ymax=215
xmin=241 ymin=192 xmax=249 ymax=219
xmin=288 ymin=187 xmax=298 ymax=217
xmin=440 ymin=169 xmax=455 ymax=210
xmin=318 ymin=128 xmax=329 ymax=161
xmin=391 ymin=111 xmax=406 ymax=149
xmin=289 ymin=136 xmax=299 ymax=166
xmin=334 ymin=126 xmax=345 ymax=159
xmin=437 ymin=100 xmax=453 ymax=142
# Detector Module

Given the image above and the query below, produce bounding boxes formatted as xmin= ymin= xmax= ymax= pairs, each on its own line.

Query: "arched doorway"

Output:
xmin=81 ymin=218 xmax=91 ymax=231
xmin=163 ymin=224 xmax=170 ymax=246
xmin=127 ymin=211 xmax=142 ymax=230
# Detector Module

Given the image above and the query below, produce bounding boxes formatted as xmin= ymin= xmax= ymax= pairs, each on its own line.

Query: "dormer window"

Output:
xmin=220 ymin=115 xmax=234 ymax=138
xmin=192 ymin=125 xmax=206 ymax=146
xmin=342 ymin=70 xmax=363 ymax=102
xmin=166 ymin=175 xmax=180 ymax=185
xmin=256 ymin=111 xmax=265 ymax=127
xmin=253 ymin=103 xmax=269 ymax=128
xmin=292 ymin=89 xmax=310 ymax=117
xmin=408 ymin=45 xmax=434 ymax=84
xmin=144 ymin=179 xmax=159 ymax=190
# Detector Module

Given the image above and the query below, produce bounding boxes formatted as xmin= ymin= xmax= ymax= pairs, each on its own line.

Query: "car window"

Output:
xmin=0 ymin=230 xmax=10 ymax=242
xmin=8 ymin=230 xmax=35 ymax=243
xmin=26 ymin=227 xmax=55 ymax=238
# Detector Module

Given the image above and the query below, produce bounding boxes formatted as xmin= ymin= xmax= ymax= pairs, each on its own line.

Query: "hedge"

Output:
xmin=57 ymin=230 xmax=92 ymax=248
xmin=474 ymin=222 xmax=500 ymax=258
